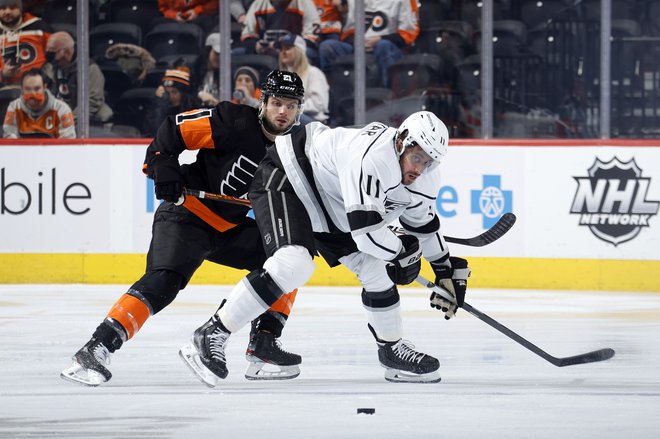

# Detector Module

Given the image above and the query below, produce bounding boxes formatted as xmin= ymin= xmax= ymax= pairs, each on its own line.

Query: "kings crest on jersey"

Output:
xmin=143 ymin=102 xmax=271 ymax=226
xmin=273 ymin=121 xmax=446 ymax=263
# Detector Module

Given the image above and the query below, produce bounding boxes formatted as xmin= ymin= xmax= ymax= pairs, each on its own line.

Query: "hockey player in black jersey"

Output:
xmin=182 ymin=111 xmax=471 ymax=384
xmin=61 ymin=70 xmax=307 ymax=387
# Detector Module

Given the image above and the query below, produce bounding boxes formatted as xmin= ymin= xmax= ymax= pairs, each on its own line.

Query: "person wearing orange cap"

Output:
xmin=143 ymin=66 xmax=202 ymax=137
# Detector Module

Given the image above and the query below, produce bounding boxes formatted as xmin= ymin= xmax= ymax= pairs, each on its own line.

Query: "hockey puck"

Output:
xmin=357 ymin=408 xmax=375 ymax=415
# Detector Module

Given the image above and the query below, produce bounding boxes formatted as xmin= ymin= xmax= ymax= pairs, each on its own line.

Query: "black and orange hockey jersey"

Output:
xmin=143 ymin=102 xmax=272 ymax=232
xmin=0 ymin=13 xmax=52 ymax=85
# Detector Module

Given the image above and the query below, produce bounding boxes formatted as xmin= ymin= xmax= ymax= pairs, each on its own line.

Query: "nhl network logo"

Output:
xmin=570 ymin=157 xmax=659 ymax=245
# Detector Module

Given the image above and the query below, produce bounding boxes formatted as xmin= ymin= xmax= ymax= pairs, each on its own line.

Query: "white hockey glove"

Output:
xmin=430 ymin=256 xmax=471 ymax=320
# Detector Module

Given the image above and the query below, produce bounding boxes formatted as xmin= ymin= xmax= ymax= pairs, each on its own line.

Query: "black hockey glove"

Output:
xmin=386 ymin=235 xmax=423 ymax=285
xmin=430 ymin=256 xmax=471 ymax=320
xmin=150 ymin=153 xmax=183 ymax=203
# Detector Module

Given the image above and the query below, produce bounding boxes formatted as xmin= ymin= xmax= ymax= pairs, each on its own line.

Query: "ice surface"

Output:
xmin=1 ymin=284 xmax=659 ymax=438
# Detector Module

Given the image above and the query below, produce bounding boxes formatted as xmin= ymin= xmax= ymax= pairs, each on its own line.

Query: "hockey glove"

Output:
xmin=150 ymin=153 xmax=183 ymax=203
xmin=386 ymin=235 xmax=423 ymax=285
xmin=430 ymin=256 xmax=471 ymax=320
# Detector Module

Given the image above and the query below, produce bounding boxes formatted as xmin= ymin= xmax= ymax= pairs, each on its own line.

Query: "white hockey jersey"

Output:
xmin=342 ymin=0 xmax=420 ymax=46
xmin=274 ymin=121 xmax=449 ymax=263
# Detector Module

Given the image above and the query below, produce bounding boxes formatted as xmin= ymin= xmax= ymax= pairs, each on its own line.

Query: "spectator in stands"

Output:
xmin=156 ymin=0 xmax=219 ymax=33
xmin=231 ymin=65 xmax=261 ymax=109
xmin=230 ymin=0 xmax=251 ymax=25
xmin=3 ymin=68 xmax=75 ymax=138
xmin=241 ymin=0 xmax=320 ymax=60
xmin=319 ymin=0 xmax=419 ymax=87
xmin=197 ymin=32 xmax=220 ymax=106
xmin=276 ymin=33 xmax=328 ymax=122
xmin=314 ymin=0 xmax=346 ymax=43
xmin=0 ymin=0 xmax=51 ymax=87
xmin=198 ymin=52 xmax=261 ymax=109
xmin=42 ymin=31 xmax=113 ymax=125
xmin=143 ymin=65 xmax=201 ymax=137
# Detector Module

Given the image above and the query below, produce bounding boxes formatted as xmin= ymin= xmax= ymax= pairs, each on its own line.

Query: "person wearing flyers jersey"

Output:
xmin=60 ymin=70 xmax=306 ymax=386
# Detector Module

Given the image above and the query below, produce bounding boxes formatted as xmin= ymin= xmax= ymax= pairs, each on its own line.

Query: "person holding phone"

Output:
xmin=0 ymin=0 xmax=52 ymax=86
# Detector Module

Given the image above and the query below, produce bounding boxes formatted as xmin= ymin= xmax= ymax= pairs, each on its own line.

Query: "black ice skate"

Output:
xmin=245 ymin=329 xmax=302 ymax=380
xmin=60 ymin=339 xmax=112 ymax=387
xmin=179 ymin=314 xmax=231 ymax=388
xmin=368 ymin=324 xmax=441 ymax=383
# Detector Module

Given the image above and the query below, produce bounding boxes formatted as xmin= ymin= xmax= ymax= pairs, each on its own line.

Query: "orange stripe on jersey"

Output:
xmin=178 ymin=110 xmax=214 ymax=150
xmin=106 ymin=294 xmax=151 ymax=340
xmin=3 ymin=110 xmax=14 ymax=125
xmin=341 ymin=28 xmax=355 ymax=41
xmin=255 ymin=8 xmax=276 ymax=16
xmin=399 ymin=28 xmax=420 ymax=46
xmin=183 ymin=195 xmax=238 ymax=232
xmin=269 ymin=289 xmax=298 ymax=316
xmin=401 ymin=0 xmax=421 ymax=45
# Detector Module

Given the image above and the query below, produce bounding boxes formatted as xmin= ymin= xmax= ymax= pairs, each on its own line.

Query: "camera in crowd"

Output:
xmin=233 ymin=89 xmax=245 ymax=100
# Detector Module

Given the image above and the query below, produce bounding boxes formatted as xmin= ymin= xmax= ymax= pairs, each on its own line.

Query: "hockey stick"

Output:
xmin=389 ymin=213 xmax=516 ymax=247
xmin=443 ymin=212 xmax=517 ymax=247
xmin=416 ymin=275 xmax=615 ymax=367
xmin=180 ymin=189 xmax=252 ymax=207
xmin=183 ymin=188 xmax=516 ymax=247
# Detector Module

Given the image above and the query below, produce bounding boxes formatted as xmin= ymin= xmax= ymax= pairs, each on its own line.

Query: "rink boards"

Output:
xmin=1 ymin=139 xmax=659 ymax=291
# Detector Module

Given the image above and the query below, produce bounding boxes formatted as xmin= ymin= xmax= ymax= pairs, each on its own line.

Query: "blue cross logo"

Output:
xmin=470 ymin=175 xmax=512 ymax=229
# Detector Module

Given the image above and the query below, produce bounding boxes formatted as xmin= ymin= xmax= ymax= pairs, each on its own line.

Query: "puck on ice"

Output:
xmin=357 ymin=408 xmax=375 ymax=415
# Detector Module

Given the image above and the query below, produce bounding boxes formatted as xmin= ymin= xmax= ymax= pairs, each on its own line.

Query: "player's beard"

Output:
xmin=262 ymin=115 xmax=293 ymax=136
xmin=0 ymin=15 xmax=20 ymax=27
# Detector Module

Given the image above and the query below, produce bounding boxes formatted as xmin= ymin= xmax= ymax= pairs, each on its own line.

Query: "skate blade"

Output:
xmin=244 ymin=361 xmax=300 ymax=381
xmin=178 ymin=343 xmax=220 ymax=388
xmin=383 ymin=368 xmax=441 ymax=383
xmin=60 ymin=362 xmax=107 ymax=387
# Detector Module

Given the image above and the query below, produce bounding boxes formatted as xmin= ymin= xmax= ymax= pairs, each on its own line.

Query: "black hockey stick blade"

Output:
xmin=554 ymin=348 xmax=616 ymax=367
xmin=444 ymin=212 xmax=516 ymax=247
xmin=461 ymin=302 xmax=616 ymax=367
xmin=417 ymin=275 xmax=616 ymax=367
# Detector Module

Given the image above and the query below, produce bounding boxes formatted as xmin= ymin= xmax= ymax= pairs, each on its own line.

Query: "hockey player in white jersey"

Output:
xmin=180 ymin=111 xmax=470 ymax=384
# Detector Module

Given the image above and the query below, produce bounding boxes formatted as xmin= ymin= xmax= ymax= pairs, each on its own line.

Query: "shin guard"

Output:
xmin=362 ymin=286 xmax=403 ymax=342
xmin=106 ymin=292 xmax=153 ymax=340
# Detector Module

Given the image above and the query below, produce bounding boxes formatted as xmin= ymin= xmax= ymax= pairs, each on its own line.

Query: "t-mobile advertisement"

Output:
xmin=1 ymin=142 xmax=658 ymax=261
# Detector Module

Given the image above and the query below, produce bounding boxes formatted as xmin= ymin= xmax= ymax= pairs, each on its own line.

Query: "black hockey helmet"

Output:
xmin=260 ymin=70 xmax=305 ymax=102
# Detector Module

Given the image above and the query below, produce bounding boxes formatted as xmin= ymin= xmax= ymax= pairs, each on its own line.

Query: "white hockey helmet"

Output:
xmin=396 ymin=111 xmax=449 ymax=170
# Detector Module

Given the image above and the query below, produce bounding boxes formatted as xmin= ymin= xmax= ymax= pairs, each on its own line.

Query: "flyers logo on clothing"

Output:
xmin=365 ymin=11 xmax=388 ymax=32
xmin=11 ymin=43 xmax=38 ymax=65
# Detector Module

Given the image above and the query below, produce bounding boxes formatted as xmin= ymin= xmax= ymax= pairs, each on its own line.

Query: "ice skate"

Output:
xmin=179 ymin=315 xmax=231 ymax=388
xmin=60 ymin=339 xmax=112 ymax=387
xmin=369 ymin=324 xmax=440 ymax=383
xmin=245 ymin=329 xmax=301 ymax=380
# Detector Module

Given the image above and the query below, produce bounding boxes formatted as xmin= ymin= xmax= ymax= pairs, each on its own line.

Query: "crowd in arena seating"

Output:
xmin=1 ymin=0 xmax=659 ymax=139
